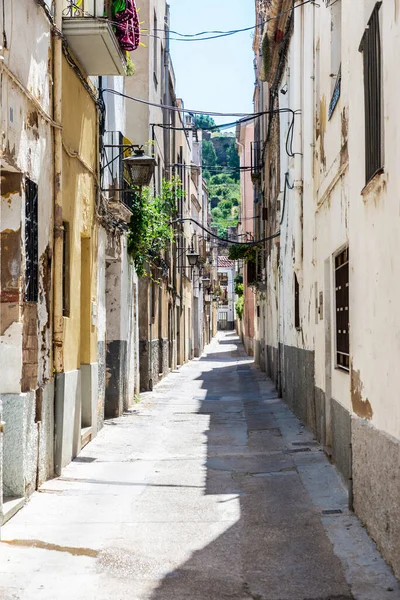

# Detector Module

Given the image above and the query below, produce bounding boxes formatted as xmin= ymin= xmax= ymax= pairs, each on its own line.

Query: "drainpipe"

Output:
xmin=293 ymin=0 xmax=303 ymax=279
xmin=53 ymin=0 xmax=64 ymax=373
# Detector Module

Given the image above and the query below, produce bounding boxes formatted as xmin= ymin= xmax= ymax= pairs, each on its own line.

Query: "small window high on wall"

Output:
xmin=359 ymin=2 xmax=383 ymax=184
xmin=335 ymin=247 xmax=349 ymax=371
xmin=294 ymin=273 xmax=300 ymax=329
xmin=328 ymin=0 xmax=342 ymax=119
xmin=25 ymin=178 xmax=38 ymax=302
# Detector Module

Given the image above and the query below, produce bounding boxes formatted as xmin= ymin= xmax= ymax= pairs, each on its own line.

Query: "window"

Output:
xmin=153 ymin=12 xmax=158 ymax=88
xmin=335 ymin=247 xmax=349 ymax=371
xmin=62 ymin=221 xmax=70 ymax=317
xmin=294 ymin=273 xmax=300 ymax=329
xmin=328 ymin=0 xmax=342 ymax=119
xmin=25 ymin=178 xmax=38 ymax=302
xmin=247 ymin=259 xmax=256 ymax=286
xmin=359 ymin=2 xmax=383 ymax=184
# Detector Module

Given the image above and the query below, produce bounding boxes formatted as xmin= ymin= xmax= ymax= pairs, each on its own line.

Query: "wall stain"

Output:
xmin=319 ymin=95 xmax=327 ymax=169
xmin=351 ymin=368 xmax=373 ymax=420
xmin=340 ymin=107 xmax=349 ymax=167
xmin=26 ymin=110 xmax=40 ymax=140
xmin=1 ymin=172 xmax=22 ymax=198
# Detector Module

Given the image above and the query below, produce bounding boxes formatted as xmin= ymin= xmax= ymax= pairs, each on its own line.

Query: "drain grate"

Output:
xmin=322 ymin=509 xmax=343 ymax=515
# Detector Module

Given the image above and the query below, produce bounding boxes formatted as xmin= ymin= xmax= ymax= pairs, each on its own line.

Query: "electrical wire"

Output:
xmin=102 ymin=88 xmax=296 ymax=120
xmin=62 ymin=0 xmax=316 ymax=42
xmin=157 ymin=0 xmax=317 ymax=41
xmin=280 ymin=171 xmax=294 ymax=225
xmin=171 ymin=217 xmax=280 ymax=246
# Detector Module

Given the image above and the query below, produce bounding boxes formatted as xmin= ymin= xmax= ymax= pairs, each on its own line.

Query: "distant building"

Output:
xmin=217 ymin=257 xmax=235 ymax=331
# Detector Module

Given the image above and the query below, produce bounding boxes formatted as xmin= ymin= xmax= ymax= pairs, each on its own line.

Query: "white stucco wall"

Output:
xmin=346 ymin=0 xmax=400 ymax=440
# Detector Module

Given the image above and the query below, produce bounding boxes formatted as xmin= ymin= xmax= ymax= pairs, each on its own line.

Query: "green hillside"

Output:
xmin=197 ymin=116 xmax=240 ymax=238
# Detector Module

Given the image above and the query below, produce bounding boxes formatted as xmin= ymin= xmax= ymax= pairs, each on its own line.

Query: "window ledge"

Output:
xmin=361 ymin=168 xmax=385 ymax=201
xmin=335 ymin=365 xmax=350 ymax=374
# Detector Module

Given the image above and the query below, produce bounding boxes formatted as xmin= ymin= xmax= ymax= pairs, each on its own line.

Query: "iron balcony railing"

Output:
xmin=65 ymin=0 xmax=112 ymax=18
xmin=101 ymin=131 xmax=135 ymax=212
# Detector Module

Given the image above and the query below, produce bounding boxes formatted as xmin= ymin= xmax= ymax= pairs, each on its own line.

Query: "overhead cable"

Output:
xmin=171 ymin=218 xmax=280 ymax=246
xmin=101 ymin=88 xmax=296 ymax=119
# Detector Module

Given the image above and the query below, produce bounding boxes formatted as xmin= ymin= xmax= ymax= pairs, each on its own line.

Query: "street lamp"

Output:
xmin=123 ymin=148 xmax=156 ymax=187
xmin=186 ymin=245 xmax=200 ymax=267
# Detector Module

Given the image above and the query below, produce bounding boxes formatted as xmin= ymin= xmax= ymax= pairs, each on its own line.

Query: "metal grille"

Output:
xmin=335 ymin=247 xmax=349 ymax=371
xmin=25 ymin=178 xmax=38 ymax=302
xmin=65 ymin=0 xmax=112 ymax=18
xmin=360 ymin=2 xmax=383 ymax=184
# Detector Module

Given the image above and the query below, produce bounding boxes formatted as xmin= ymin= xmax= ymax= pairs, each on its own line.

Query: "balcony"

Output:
xmin=62 ymin=1 xmax=128 ymax=76
xmin=101 ymin=131 xmax=135 ymax=223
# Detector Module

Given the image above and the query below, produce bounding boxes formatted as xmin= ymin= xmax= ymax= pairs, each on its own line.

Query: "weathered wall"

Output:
xmin=344 ymin=1 xmax=400 ymax=575
xmin=0 ymin=0 xmax=54 ymax=512
xmin=54 ymin=53 xmax=99 ymax=471
xmin=352 ymin=418 xmax=400 ymax=578
xmin=61 ymin=55 xmax=98 ymax=372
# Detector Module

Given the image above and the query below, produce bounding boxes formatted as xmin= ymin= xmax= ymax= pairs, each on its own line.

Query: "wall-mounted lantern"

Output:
xmin=123 ymin=148 xmax=156 ymax=187
xmin=186 ymin=244 xmax=200 ymax=267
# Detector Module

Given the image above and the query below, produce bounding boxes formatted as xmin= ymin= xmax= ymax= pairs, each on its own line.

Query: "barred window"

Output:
xmin=359 ymin=2 xmax=383 ymax=184
xmin=335 ymin=247 xmax=349 ymax=371
xmin=294 ymin=273 xmax=300 ymax=329
xmin=25 ymin=178 xmax=38 ymax=302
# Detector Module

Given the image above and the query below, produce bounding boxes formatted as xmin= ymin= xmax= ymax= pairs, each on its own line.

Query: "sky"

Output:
xmin=167 ymin=0 xmax=255 ymax=126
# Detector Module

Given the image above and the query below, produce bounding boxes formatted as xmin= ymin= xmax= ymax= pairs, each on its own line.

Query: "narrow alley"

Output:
xmin=0 ymin=333 xmax=398 ymax=600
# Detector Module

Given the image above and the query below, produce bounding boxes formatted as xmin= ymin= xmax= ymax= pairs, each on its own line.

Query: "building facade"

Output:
xmin=0 ymin=0 xmax=55 ymax=523
xmin=248 ymin=0 xmax=400 ymax=577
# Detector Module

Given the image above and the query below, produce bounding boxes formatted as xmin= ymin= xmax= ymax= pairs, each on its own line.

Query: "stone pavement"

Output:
xmin=0 ymin=333 xmax=399 ymax=600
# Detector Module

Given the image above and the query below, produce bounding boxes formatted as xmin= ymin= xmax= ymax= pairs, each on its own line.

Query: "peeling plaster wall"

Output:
xmin=0 ymin=0 xmax=54 ymax=507
xmin=346 ymin=1 xmax=400 ymax=441
xmin=344 ymin=1 xmax=400 ymax=575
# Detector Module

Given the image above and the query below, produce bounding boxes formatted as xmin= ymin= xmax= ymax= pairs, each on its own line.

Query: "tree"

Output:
xmin=202 ymin=140 xmax=217 ymax=168
xmin=227 ymin=142 xmax=240 ymax=181
xmin=195 ymin=114 xmax=219 ymax=131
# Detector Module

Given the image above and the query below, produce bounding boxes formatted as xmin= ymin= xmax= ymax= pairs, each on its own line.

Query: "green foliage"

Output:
xmin=195 ymin=114 xmax=219 ymax=131
xmin=209 ymin=173 xmax=232 ymax=185
xmin=234 ymin=274 xmax=243 ymax=285
xmin=202 ymin=140 xmax=218 ymax=168
xmin=125 ymin=53 xmax=135 ymax=76
xmin=208 ymin=174 xmax=240 ymax=236
xmin=236 ymin=295 xmax=244 ymax=320
xmin=228 ymin=243 xmax=260 ymax=263
xmin=235 ymin=282 xmax=244 ymax=296
xmin=127 ymin=177 xmax=184 ymax=278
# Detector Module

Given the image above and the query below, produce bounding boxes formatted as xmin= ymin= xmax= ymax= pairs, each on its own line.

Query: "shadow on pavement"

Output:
xmin=148 ymin=335 xmax=353 ymax=600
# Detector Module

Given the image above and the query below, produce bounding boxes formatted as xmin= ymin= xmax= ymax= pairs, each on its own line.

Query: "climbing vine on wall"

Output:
xmin=236 ymin=296 xmax=244 ymax=320
xmin=127 ymin=176 xmax=184 ymax=278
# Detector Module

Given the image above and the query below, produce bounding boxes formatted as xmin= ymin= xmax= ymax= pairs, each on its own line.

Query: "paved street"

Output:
xmin=0 ymin=333 xmax=399 ymax=600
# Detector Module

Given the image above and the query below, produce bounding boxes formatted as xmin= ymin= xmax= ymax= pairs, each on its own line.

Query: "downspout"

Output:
xmin=53 ymin=0 xmax=63 ymax=373
xmin=293 ymin=0 xmax=303 ymax=279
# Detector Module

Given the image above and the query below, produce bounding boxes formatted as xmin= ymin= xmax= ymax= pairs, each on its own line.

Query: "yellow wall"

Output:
xmin=61 ymin=56 xmax=98 ymax=372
